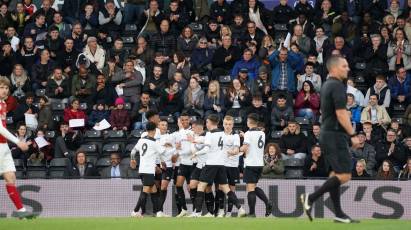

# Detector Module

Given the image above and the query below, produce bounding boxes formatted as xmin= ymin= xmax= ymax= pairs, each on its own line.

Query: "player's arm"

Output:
xmin=193 ymin=134 xmax=210 ymax=156
xmin=335 ymin=109 xmax=355 ymax=136
xmin=240 ymin=132 xmax=250 ymax=156
xmin=0 ymin=120 xmax=27 ymax=150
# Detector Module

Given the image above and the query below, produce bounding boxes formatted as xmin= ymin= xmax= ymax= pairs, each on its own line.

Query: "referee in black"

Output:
xmin=301 ymin=55 xmax=360 ymax=223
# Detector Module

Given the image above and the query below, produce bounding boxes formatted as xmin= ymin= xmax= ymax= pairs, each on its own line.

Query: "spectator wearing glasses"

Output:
xmin=191 ymin=37 xmax=214 ymax=77
xmin=100 ymin=153 xmax=132 ymax=178
xmin=242 ymin=21 xmax=264 ymax=49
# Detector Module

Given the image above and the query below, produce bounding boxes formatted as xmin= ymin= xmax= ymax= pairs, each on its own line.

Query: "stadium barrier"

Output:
xmin=0 ymin=179 xmax=410 ymax=219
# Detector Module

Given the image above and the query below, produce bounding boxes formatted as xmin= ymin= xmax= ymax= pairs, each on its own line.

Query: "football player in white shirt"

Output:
xmin=187 ymin=119 xmax=215 ymax=216
xmin=189 ymin=114 xmax=246 ymax=217
xmin=217 ymin=116 xmax=241 ymax=217
xmin=240 ymin=113 xmax=272 ymax=217
xmin=174 ymin=113 xmax=195 ymax=217
xmin=158 ymin=119 xmax=176 ymax=215
xmin=130 ymin=122 xmax=167 ymax=218
xmin=0 ymin=78 xmax=37 ymax=219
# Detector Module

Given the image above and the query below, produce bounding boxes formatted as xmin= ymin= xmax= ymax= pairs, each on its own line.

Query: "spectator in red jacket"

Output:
xmin=63 ymin=98 xmax=87 ymax=126
xmin=294 ymin=80 xmax=320 ymax=122
xmin=110 ymin=97 xmax=131 ymax=131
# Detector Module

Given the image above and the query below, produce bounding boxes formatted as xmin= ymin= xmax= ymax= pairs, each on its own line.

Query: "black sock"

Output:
xmin=217 ymin=190 xmax=225 ymax=209
xmin=160 ymin=190 xmax=167 ymax=211
xmin=255 ymin=187 xmax=269 ymax=206
xmin=205 ymin=192 xmax=215 ymax=214
xmin=189 ymin=189 xmax=197 ymax=211
xmin=248 ymin=191 xmax=257 ymax=215
xmin=195 ymin=191 xmax=205 ymax=213
xmin=227 ymin=199 xmax=234 ymax=212
xmin=309 ymin=176 xmax=341 ymax=203
xmin=227 ymin=191 xmax=241 ymax=209
xmin=134 ymin=192 xmax=148 ymax=212
xmin=176 ymin=186 xmax=187 ymax=210
xmin=175 ymin=193 xmax=181 ymax=213
xmin=329 ymin=185 xmax=344 ymax=217
xmin=151 ymin=192 xmax=160 ymax=213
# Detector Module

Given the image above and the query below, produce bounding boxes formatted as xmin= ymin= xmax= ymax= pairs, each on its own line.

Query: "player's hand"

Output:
xmin=17 ymin=141 xmax=29 ymax=151
xmin=161 ymin=162 xmax=167 ymax=170
xmin=350 ymin=136 xmax=360 ymax=149
xmin=171 ymin=154 xmax=179 ymax=163
xmin=155 ymin=166 xmax=162 ymax=174
xmin=190 ymin=154 xmax=197 ymax=160
xmin=130 ymin=159 xmax=137 ymax=169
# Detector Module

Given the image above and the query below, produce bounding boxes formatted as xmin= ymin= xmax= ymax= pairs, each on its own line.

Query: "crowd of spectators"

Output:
xmin=1 ymin=0 xmax=411 ymax=180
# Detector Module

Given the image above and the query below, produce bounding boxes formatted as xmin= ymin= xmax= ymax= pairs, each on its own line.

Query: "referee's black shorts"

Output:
xmin=320 ymin=131 xmax=352 ymax=174
xmin=200 ymin=165 xmax=228 ymax=185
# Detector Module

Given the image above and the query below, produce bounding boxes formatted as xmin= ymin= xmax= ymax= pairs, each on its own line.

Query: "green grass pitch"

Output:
xmin=0 ymin=218 xmax=410 ymax=230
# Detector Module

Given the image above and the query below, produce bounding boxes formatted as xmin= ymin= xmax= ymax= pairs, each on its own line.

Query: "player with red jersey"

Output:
xmin=0 ymin=77 xmax=37 ymax=219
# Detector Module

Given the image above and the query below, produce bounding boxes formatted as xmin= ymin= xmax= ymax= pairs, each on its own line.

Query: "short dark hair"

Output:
xmin=277 ymin=94 xmax=287 ymax=100
xmin=247 ymin=113 xmax=260 ymax=123
xmin=375 ymin=75 xmax=386 ymax=81
xmin=207 ymin=114 xmax=220 ymax=125
xmin=326 ymin=55 xmax=345 ymax=71
xmin=180 ymin=112 xmax=190 ymax=117
xmin=146 ymin=122 xmax=157 ymax=131
xmin=305 ymin=62 xmax=315 ymax=68
xmin=192 ymin=119 xmax=204 ymax=127
xmin=146 ymin=110 xmax=158 ymax=120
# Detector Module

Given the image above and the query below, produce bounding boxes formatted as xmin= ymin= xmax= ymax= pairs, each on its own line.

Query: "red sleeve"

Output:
xmin=310 ymin=93 xmax=320 ymax=110
xmin=5 ymin=96 xmax=17 ymax=112
xmin=63 ymin=109 xmax=71 ymax=122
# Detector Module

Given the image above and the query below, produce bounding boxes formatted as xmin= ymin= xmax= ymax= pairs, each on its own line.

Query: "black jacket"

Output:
xmin=375 ymin=140 xmax=407 ymax=169
xmin=64 ymin=162 xmax=99 ymax=178
xmin=279 ymin=133 xmax=307 ymax=154
xmin=212 ymin=45 xmax=241 ymax=70
xmin=210 ymin=1 xmax=232 ymax=25
xmin=13 ymin=103 xmax=39 ymax=124
xmin=46 ymin=77 xmax=71 ymax=99
xmin=150 ymin=31 xmax=177 ymax=55
xmin=272 ymin=4 xmax=295 ymax=24
xmin=303 ymin=156 xmax=327 ymax=178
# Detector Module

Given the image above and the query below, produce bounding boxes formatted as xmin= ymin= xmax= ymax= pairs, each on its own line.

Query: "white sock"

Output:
xmin=17 ymin=207 xmax=26 ymax=212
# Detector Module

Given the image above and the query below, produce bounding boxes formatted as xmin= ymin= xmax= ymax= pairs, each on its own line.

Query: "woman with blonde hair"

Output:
xmin=203 ymin=80 xmax=225 ymax=119
xmin=352 ymin=159 xmax=371 ymax=179
xmin=258 ymin=34 xmax=276 ymax=60
xmin=262 ymin=142 xmax=284 ymax=178
xmin=10 ymin=64 xmax=30 ymax=100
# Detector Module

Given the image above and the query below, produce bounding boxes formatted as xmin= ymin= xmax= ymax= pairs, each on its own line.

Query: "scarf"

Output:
xmin=10 ymin=73 xmax=28 ymax=87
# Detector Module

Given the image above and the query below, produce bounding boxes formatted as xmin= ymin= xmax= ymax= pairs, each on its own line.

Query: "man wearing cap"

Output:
xmin=349 ymin=131 xmax=377 ymax=177
xmin=251 ymin=65 xmax=272 ymax=104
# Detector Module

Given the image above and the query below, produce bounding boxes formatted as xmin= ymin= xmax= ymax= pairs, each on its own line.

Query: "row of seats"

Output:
xmin=11 ymin=157 xmax=305 ymax=179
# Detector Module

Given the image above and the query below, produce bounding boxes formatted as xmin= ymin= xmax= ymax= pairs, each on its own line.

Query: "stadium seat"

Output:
xmin=355 ymin=62 xmax=366 ymax=70
xmin=102 ymin=143 xmax=121 ymax=156
xmin=79 ymin=103 xmax=88 ymax=110
xmin=80 ymin=143 xmax=100 ymax=157
xmin=218 ymin=75 xmax=231 ymax=83
xmin=124 ymin=24 xmax=137 ymax=32
xmin=51 ymin=102 xmax=65 ymax=111
xmin=120 ymin=157 xmax=130 ymax=166
xmin=160 ymin=115 xmax=175 ymax=124
xmin=52 ymin=115 xmax=62 ymax=123
xmin=6 ymin=117 xmax=13 ymax=125
xmin=393 ymin=103 xmax=406 ymax=112
xmin=49 ymin=158 xmax=69 ymax=178
xmin=285 ymin=169 xmax=304 ymax=179
xmin=121 ymin=36 xmax=134 ymax=44
xmin=295 ymin=117 xmax=310 ymax=125
xmin=124 ymin=143 xmax=135 ymax=156
xmin=84 ymin=130 xmax=103 ymax=143
xmin=45 ymin=130 xmax=56 ymax=139
xmin=106 ymin=130 xmax=126 ymax=139
xmin=128 ymin=129 xmax=143 ymax=143
xmin=273 ymin=24 xmax=288 ymax=31
xmin=234 ymin=117 xmax=242 ymax=124
xmin=87 ymin=156 xmax=98 ymax=165
xmin=270 ymin=130 xmax=283 ymax=140
xmin=14 ymin=159 xmax=26 ymax=179
xmin=392 ymin=117 xmax=404 ymax=125
xmin=26 ymin=161 xmax=47 ymax=179
xmin=124 ymin=102 xmax=132 ymax=110
xmin=96 ymin=157 xmax=111 ymax=172
xmin=35 ymin=89 xmax=46 ymax=97
xmin=284 ymin=158 xmax=305 ymax=167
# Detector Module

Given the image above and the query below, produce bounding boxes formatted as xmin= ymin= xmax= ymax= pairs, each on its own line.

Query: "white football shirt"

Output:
xmin=131 ymin=137 xmax=164 ymax=174
xmin=223 ymin=132 xmax=241 ymax=167
xmin=243 ymin=128 xmax=265 ymax=167
xmin=204 ymin=129 xmax=226 ymax=166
